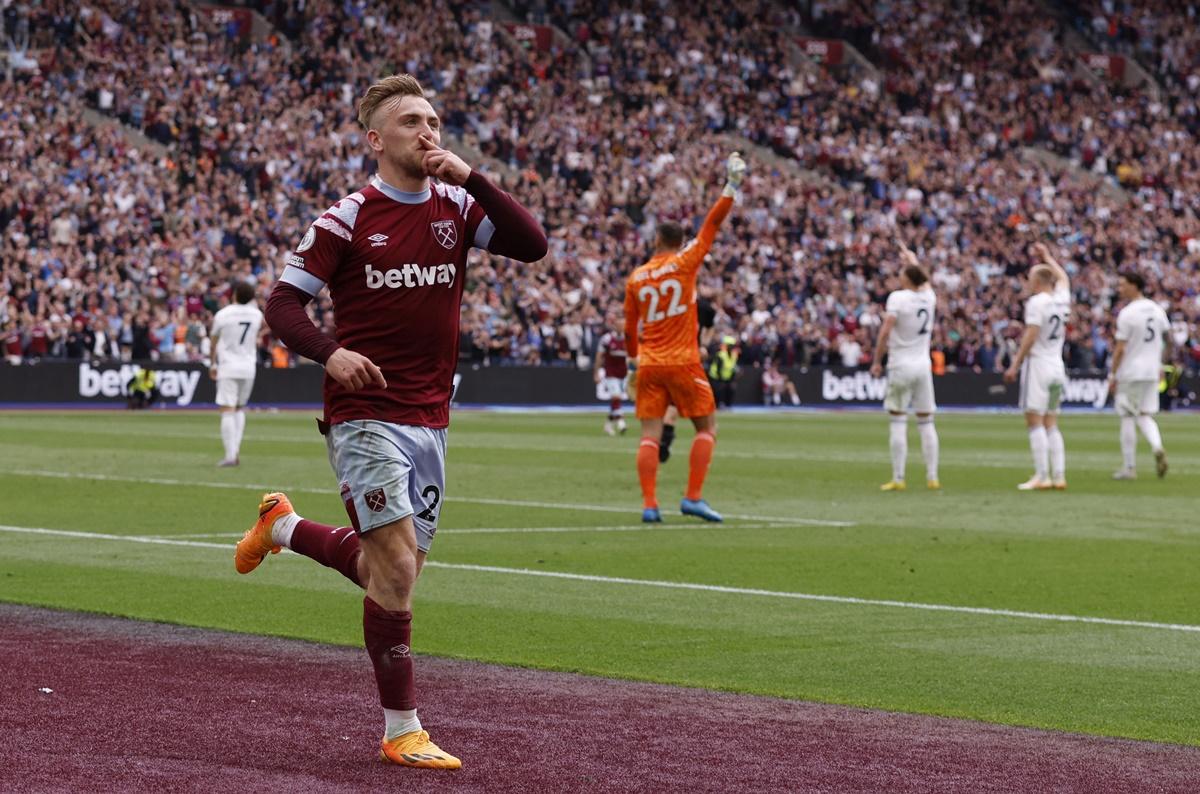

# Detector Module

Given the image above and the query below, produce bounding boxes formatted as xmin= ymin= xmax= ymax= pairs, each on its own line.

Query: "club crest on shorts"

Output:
xmin=365 ymin=488 xmax=387 ymax=512
xmin=431 ymin=220 xmax=457 ymax=249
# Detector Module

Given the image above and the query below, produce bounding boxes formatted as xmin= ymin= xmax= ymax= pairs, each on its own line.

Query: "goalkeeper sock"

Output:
xmin=637 ymin=438 xmax=660 ymax=508
xmin=685 ymin=431 xmax=715 ymax=501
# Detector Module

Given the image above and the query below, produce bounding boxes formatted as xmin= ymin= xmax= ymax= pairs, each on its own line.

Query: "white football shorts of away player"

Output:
xmin=1114 ymin=296 xmax=1170 ymax=417
xmin=1019 ymin=286 xmax=1070 ymax=414
xmin=883 ymin=287 xmax=937 ymax=413
xmin=211 ymin=301 xmax=264 ymax=407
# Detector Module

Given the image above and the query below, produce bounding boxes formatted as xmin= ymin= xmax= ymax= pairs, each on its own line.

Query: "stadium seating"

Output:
xmin=1 ymin=0 xmax=1197 ymax=373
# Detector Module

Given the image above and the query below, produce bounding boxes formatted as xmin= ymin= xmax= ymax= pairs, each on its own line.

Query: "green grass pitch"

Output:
xmin=0 ymin=408 xmax=1197 ymax=745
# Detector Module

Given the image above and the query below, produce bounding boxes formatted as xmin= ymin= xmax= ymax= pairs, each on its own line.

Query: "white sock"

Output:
xmin=232 ymin=410 xmax=247 ymax=457
xmin=270 ymin=512 xmax=301 ymax=548
xmin=917 ymin=418 xmax=939 ymax=482
xmin=889 ymin=417 xmax=908 ymax=481
xmin=220 ymin=412 xmax=237 ymax=461
xmin=1047 ymin=426 xmax=1065 ymax=480
xmin=1120 ymin=417 xmax=1137 ymax=470
xmin=1136 ymin=415 xmax=1164 ymax=453
xmin=384 ymin=708 xmax=422 ymax=740
xmin=1028 ymin=426 xmax=1048 ymax=480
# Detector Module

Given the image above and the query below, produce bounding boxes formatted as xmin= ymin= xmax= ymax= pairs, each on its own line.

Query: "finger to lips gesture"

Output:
xmin=419 ymin=135 xmax=470 ymax=186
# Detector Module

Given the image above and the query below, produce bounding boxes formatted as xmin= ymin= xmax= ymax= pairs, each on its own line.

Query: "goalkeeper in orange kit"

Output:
xmin=624 ymin=152 xmax=745 ymax=523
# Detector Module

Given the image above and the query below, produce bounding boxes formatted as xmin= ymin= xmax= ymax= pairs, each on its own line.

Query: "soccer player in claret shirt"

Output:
xmin=233 ymin=75 xmax=546 ymax=771
xmin=625 ymin=152 xmax=745 ymax=524
xmin=594 ymin=311 xmax=629 ymax=435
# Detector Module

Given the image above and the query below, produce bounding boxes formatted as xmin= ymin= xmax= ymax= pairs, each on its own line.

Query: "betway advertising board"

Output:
xmin=807 ymin=369 xmax=1116 ymax=408
xmin=0 ymin=362 xmax=1194 ymax=409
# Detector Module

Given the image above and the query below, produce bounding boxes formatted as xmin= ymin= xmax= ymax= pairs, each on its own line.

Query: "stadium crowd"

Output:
xmin=2 ymin=0 xmax=1198 ymax=378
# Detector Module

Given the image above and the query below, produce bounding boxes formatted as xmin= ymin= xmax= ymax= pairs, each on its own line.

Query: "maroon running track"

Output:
xmin=1 ymin=604 xmax=1198 ymax=793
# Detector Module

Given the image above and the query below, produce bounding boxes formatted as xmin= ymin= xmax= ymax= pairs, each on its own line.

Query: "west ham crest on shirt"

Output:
xmin=431 ymin=220 xmax=457 ymax=249
xmin=365 ymin=488 xmax=387 ymax=513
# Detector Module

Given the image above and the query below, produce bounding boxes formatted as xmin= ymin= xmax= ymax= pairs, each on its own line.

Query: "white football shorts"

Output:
xmin=596 ymin=375 xmax=628 ymax=401
xmin=1115 ymin=379 xmax=1158 ymax=417
xmin=1019 ymin=358 xmax=1066 ymax=415
xmin=884 ymin=363 xmax=936 ymax=414
xmin=326 ymin=420 xmax=446 ymax=551
xmin=215 ymin=377 xmax=254 ymax=408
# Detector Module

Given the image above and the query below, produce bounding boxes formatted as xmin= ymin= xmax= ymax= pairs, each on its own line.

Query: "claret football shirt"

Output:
xmin=280 ymin=175 xmax=495 ymax=428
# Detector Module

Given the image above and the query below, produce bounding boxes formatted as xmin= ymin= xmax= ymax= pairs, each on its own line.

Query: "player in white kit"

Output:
xmin=1109 ymin=271 xmax=1171 ymax=479
xmin=1004 ymin=243 xmax=1070 ymax=490
xmin=209 ymin=281 xmax=264 ymax=466
xmin=870 ymin=243 xmax=939 ymax=491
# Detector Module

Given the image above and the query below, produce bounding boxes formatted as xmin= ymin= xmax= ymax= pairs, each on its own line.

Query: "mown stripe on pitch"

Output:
xmin=2 ymin=523 xmax=1198 ymax=635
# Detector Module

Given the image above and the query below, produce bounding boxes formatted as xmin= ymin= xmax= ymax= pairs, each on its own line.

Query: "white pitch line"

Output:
xmin=2 ymin=469 xmax=853 ymax=527
xmin=149 ymin=523 xmax=789 ymax=540
xmin=2 ymin=523 xmax=1199 ymax=635
xmin=0 ymin=524 xmax=229 ymax=550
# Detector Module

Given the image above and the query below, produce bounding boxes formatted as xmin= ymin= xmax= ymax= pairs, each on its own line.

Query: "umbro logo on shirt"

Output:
xmin=367 ymin=233 xmax=389 ymax=247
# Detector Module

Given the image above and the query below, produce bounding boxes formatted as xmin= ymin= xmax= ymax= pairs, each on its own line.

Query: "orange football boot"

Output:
xmin=380 ymin=730 xmax=462 ymax=770
xmin=234 ymin=492 xmax=292 ymax=574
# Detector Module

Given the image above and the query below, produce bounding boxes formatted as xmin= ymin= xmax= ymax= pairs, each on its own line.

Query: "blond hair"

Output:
xmin=1030 ymin=264 xmax=1055 ymax=286
xmin=357 ymin=74 xmax=426 ymax=130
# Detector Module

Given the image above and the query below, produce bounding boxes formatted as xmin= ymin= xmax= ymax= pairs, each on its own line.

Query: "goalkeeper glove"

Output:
xmin=722 ymin=151 xmax=746 ymax=198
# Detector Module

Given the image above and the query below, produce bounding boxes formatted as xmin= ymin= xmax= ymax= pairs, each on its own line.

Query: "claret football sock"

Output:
xmin=364 ymin=596 xmax=416 ymax=712
xmin=288 ymin=518 xmax=364 ymax=588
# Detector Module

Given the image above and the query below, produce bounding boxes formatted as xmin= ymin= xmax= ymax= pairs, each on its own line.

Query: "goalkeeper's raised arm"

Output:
xmin=678 ymin=152 xmax=745 ymax=269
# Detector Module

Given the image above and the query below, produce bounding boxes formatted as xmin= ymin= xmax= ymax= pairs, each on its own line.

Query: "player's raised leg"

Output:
xmin=234 ymin=492 xmax=367 ymax=586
